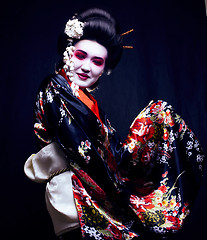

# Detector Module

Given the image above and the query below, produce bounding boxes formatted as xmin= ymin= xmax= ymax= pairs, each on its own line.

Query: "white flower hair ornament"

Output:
xmin=64 ymin=18 xmax=84 ymax=39
xmin=62 ymin=17 xmax=84 ymax=86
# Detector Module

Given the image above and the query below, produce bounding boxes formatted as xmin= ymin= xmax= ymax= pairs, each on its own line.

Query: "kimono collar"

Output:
xmin=58 ymin=69 xmax=102 ymax=123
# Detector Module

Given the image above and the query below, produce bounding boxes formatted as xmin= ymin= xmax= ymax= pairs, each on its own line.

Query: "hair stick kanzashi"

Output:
xmin=121 ymin=29 xmax=134 ymax=49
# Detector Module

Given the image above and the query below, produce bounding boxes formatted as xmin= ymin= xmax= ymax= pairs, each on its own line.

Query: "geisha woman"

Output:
xmin=24 ymin=8 xmax=205 ymax=240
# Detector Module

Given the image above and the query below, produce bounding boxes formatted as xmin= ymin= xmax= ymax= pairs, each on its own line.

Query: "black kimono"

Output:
xmin=33 ymin=69 xmax=205 ymax=239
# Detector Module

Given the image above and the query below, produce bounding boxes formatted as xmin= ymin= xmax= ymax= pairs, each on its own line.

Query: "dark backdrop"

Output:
xmin=1 ymin=0 xmax=207 ymax=239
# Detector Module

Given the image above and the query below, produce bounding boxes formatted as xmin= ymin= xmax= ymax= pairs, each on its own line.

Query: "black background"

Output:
xmin=1 ymin=0 xmax=207 ymax=239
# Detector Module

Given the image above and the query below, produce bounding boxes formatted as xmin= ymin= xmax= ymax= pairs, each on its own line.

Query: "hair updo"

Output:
xmin=58 ymin=8 xmax=123 ymax=73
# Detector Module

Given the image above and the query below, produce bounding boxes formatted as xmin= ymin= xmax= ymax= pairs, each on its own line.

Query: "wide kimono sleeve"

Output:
xmin=117 ymin=100 xmax=205 ymax=237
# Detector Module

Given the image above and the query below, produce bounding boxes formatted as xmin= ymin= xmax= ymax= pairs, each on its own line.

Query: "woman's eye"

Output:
xmin=74 ymin=52 xmax=86 ymax=60
xmin=93 ymin=60 xmax=104 ymax=66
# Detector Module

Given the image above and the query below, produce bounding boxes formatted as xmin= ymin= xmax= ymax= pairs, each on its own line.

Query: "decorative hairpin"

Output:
xmin=121 ymin=29 xmax=134 ymax=49
xmin=64 ymin=18 xmax=84 ymax=39
xmin=123 ymin=46 xmax=133 ymax=49
xmin=121 ymin=29 xmax=134 ymax=36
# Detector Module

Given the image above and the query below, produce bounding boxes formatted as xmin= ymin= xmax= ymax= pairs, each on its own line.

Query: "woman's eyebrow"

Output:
xmin=93 ymin=56 xmax=104 ymax=60
xmin=75 ymin=49 xmax=87 ymax=54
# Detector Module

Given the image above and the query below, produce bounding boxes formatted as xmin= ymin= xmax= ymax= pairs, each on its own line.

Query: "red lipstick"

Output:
xmin=77 ymin=73 xmax=90 ymax=80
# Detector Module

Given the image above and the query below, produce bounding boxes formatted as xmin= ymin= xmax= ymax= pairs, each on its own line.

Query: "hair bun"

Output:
xmin=78 ymin=8 xmax=117 ymax=29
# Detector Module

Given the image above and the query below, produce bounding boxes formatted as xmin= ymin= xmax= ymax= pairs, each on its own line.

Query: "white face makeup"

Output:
xmin=70 ymin=40 xmax=108 ymax=89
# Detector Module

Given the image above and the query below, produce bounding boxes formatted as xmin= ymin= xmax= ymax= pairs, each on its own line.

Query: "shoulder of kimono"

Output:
xmin=37 ymin=73 xmax=71 ymax=92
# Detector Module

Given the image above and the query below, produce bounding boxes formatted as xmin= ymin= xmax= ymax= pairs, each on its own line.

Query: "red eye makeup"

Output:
xmin=74 ymin=50 xmax=86 ymax=60
xmin=74 ymin=50 xmax=105 ymax=67
xmin=92 ymin=58 xmax=104 ymax=66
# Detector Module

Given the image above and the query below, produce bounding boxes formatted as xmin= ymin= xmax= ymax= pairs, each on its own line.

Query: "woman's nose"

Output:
xmin=81 ymin=60 xmax=90 ymax=72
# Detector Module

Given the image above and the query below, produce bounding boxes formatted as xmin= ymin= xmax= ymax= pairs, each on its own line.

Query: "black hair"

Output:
xmin=57 ymin=8 xmax=123 ymax=73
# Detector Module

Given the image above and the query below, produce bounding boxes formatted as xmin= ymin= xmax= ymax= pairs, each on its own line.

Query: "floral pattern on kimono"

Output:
xmin=121 ymin=100 xmax=205 ymax=237
xmin=34 ymin=71 xmax=205 ymax=239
